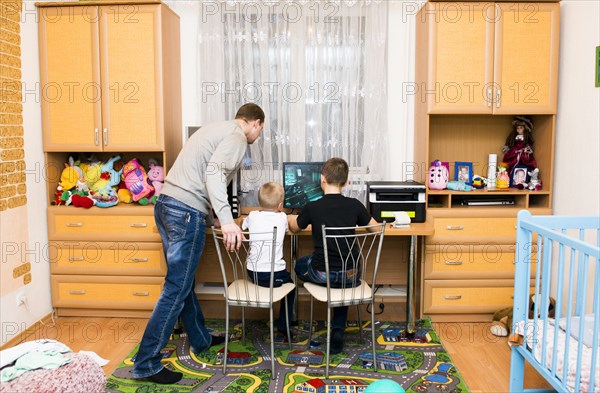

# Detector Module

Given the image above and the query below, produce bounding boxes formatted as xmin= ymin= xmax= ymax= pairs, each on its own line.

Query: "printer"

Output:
xmin=367 ymin=181 xmax=426 ymax=223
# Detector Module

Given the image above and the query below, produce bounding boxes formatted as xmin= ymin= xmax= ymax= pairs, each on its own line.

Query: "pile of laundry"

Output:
xmin=0 ymin=340 xmax=107 ymax=393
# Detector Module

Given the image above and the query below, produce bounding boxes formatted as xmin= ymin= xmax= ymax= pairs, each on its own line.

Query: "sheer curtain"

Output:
xmin=195 ymin=0 xmax=388 ymax=204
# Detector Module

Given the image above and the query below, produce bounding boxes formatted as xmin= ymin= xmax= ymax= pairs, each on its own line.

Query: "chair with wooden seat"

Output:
xmin=303 ymin=222 xmax=386 ymax=378
xmin=212 ymin=226 xmax=295 ymax=378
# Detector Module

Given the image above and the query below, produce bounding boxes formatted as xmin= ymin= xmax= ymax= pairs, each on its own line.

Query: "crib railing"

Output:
xmin=510 ymin=210 xmax=600 ymax=393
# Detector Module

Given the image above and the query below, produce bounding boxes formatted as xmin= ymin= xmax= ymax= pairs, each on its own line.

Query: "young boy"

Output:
xmin=288 ymin=157 xmax=378 ymax=354
xmin=242 ymin=182 xmax=295 ymax=337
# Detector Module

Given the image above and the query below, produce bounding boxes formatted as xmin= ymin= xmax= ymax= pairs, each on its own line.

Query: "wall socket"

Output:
xmin=16 ymin=292 xmax=27 ymax=307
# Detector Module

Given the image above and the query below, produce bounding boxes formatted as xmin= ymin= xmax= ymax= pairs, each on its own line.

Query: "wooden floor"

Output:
xmin=10 ymin=317 xmax=551 ymax=392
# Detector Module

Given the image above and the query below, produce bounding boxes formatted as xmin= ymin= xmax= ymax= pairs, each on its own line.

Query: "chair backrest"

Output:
xmin=211 ymin=226 xmax=279 ymax=307
xmin=321 ymin=222 xmax=386 ymax=303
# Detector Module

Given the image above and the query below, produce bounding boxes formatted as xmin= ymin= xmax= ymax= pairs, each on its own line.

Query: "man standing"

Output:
xmin=133 ymin=103 xmax=265 ymax=384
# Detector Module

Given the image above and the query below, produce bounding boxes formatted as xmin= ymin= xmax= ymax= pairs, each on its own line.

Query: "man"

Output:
xmin=133 ymin=103 xmax=265 ymax=384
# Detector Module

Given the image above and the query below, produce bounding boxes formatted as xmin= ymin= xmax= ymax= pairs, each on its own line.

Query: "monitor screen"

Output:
xmin=283 ymin=162 xmax=325 ymax=208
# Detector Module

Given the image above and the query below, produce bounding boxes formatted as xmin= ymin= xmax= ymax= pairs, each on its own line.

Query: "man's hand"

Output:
xmin=220 ymin=222 xmax=243 ymax=251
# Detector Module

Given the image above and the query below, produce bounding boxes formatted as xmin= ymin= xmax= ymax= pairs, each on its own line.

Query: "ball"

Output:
xmin=365 ymin=379 xmax=405 ymax=393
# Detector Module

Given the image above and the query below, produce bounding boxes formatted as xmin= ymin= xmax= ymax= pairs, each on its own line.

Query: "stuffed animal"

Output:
xmin=490 ymin=295 xmax=556 ymax=337
xmin=122 ymin=158 xmax=154 ymax=202
xmin=427 ymin=160 xmax=449 ymax=190
xmin=447 ymin=180 xmax=474 ymax=191
xmin=147 ymin=159 xmax=164 ymax=204
xmin=527 ymin=168 xmax=542 ymax=191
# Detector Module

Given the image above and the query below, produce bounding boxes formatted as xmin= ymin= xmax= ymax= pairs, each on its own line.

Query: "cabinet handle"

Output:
xmin=103 ymin=128 xmax=108 ymax=145
xmin=69 ymin=290 xmax=86 ymax=295
xmin=68 ymin=257 xmax=85 ymax=261
xmin=133 ymin=291 xmax=149 ymax=296
xmin=496 ymin=88 xmax=501 ymax=108
xmin=446 ymin=225 xmax=464 ymax=230
xmin=94 ymin=128 xmax=99 ymax=145
xmin=127 ymin=258 xmax=149 ymax=263
xmin=444 ymin=295 xmax=462 ymax=300
xmin=65 ymin=222 xmax=83 ymax=227
xmin=130 ymin=223 xmax=147 ymax=228
xmin=486 ymin=87 xmax=493 ymax=107
xmin=445 ymin=260 xmax=463 ymax=265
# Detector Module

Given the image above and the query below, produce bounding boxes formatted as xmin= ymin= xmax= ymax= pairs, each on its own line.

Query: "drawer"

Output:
xmin=428 ymin=217 xmax=516 ymax=244
xmin=423 ymin=279 xmax=533 ymax=314
xmin=48 ymin=207 xmax=159 ymax=241
xmin=424 ymin=244 xmax=537 ymax=279
xmin=49 ymin=242 xmax=166 ymax=276
xmin=51 ymin=275 xmax=163 ymax=310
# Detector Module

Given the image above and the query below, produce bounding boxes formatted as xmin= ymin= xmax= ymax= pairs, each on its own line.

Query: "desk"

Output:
xmin=289 ymin=221 xmax=434 ymax=330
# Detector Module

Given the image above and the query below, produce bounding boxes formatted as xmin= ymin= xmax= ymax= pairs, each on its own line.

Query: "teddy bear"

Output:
xmin=146 ymin=159 xmax=164 ymax=204
xmin=490 ymin=295 xmax=556 ymax=337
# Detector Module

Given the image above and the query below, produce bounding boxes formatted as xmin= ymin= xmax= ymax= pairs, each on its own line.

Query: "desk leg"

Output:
xmin=291 ymin=235 xmax=298 ymax=321
xmin=406 ymin=235 xmax=416 ymax=333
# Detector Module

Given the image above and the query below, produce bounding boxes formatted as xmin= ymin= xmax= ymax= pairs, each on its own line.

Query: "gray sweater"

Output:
xmin=162 ymin=120 xmax=247 ymax=225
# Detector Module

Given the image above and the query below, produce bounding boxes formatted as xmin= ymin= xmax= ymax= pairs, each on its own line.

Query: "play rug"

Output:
xmin=105 ymin=318 xmax=469 ymax=393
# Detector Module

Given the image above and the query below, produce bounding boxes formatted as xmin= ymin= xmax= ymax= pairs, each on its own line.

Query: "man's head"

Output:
xmin=321 ymin=157 xmax=349 ymax=187
xmin=236 ymin=103 xmax=265 ymax=143
xmin=258 ymin=182 xmax=284 ymax=210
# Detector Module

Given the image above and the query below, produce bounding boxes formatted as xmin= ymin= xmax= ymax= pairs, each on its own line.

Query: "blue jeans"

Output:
xmin=133 ymin=194 xmax=212 ymax=378
xmin=247 ymin=269 xmax=296 ymax=333
xmin=294 ymin=254 xmax=360 ymax=331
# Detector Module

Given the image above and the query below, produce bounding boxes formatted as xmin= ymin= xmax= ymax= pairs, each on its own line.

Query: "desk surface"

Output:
xmin=231 ymin=216 xmax=434 ymax=237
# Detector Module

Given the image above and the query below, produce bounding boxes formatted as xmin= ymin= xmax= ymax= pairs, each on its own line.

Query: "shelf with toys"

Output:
xmin=45 ymin=152 xmax=167 ymax=211
xmin=419 ymin=114 xmax=554 ymax=215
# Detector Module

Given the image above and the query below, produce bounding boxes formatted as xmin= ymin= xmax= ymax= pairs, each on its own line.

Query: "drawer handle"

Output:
xmin=68 ymin=257 xmax=85 ymax=261
xmin=127 ymin=258 xmax=149 ymax=263
xmin=446 ymin=225 xmax=464 ymax=230
xmin=66 ymin=223 xmax=83 ymax=227
xmin=444 ymin=295 xmax=462 ymax=300
xmin=69 ymin=290 xmax=86 ymax=295
xmin=130 ymin=223 xmax=148 ymax=228
xmin=133 ymin=291 xmax=149 ymax=296
xmin=445 ymin=261 xmax=463 ymax=265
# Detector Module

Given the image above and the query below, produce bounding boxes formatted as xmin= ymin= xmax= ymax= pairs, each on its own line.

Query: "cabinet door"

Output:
xmin=99 ymin=5 xmax=164 ymax=151
xmin=427 ymin=2 xmax=495 ymax=114
xmin=39 ymin=6 xmax=102 ymax=151
xmin=493 ymin=3 xmax=559 ymax=114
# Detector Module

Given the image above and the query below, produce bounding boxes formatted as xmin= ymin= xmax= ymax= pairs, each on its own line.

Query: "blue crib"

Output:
xmin=510 ymin=210 xmax=600 ymax=393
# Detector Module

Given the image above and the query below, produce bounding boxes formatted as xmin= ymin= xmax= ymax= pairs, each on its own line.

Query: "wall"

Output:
xmin=554 ymin=0 xmax=600 ymax=216
xmin=0 ymin=0 xmax=52 ymax=346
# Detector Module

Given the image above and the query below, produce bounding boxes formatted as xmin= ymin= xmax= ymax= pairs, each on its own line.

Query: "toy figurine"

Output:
xmin=427 ymin=160 xmax=449 ymax=190
xmin=496 ymin=163 xmax=510 ymax=189
xmin=502 ymin=116 xmax=537 ymax=177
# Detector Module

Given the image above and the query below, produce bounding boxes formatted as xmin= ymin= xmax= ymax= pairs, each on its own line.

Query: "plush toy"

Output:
xmin=471 ymin=175 xmax=485 ymax=189
xmin=490 ymin=295 xmax=556 ymax=337
xmin=527 ymin=168 xmax=542 ymax=191
xmin=122 ymin=158 xmax=154 ymax=202
xmin=427 ymin=160 xmax=449 ymax=190
xmin=147 ymin=159 xmax=164 ymax=204
xmin=58 ymin=156 xmax=83 ymax=192
xmin=447 ymin=180 xmax=474 ymax=191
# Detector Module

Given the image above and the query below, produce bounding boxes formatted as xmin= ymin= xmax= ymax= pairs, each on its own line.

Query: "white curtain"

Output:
xmin=192 ymin=0 xmax=388 ymax=204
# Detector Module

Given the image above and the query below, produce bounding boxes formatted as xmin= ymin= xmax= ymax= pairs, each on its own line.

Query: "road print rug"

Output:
xmin=106 ymin=318 xmax=469 ymax=393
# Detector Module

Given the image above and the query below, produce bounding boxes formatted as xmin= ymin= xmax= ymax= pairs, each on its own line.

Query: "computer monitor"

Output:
xmin=283 ymin=162 xmax=325 ymax=208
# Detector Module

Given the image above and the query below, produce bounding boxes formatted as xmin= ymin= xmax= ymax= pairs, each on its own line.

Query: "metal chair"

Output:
xmin=212 ymin=226 xmax=295 ymax=378
xmin=303 ymin=222 xmax=386 ymax=378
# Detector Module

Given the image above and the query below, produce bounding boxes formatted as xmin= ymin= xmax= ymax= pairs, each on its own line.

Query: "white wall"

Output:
xmin=554 ymin=0 xmax=600 ymax=216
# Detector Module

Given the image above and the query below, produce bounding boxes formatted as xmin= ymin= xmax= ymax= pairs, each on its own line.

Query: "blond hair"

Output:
xmin=258 ymin=182 xmax=284 ymax=210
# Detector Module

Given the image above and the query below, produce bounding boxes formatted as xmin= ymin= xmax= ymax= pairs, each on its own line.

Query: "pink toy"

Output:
xmin=147 ymin=159 xmax=164 ymax=204
xmin=428 ymin=160 xmax=449 ymax=190
xmin=122 ymin=158 xmax=154 ymax=202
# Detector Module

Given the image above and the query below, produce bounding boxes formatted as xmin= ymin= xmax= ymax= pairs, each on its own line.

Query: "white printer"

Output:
xmin=367 ymin=181 xmax=426 ymax=223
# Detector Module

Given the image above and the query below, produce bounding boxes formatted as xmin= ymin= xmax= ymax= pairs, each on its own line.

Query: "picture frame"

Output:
xmin=454 ymin=161 xmax=473 ymax=185
xmin=510 ymin=165 xmax=530 ymax=187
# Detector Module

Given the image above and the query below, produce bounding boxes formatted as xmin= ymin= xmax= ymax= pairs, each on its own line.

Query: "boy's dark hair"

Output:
xmin=322 ymin=157 xmax=349 ymax=187
xmin=235 ymin=103 xmax=265 ymax=123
